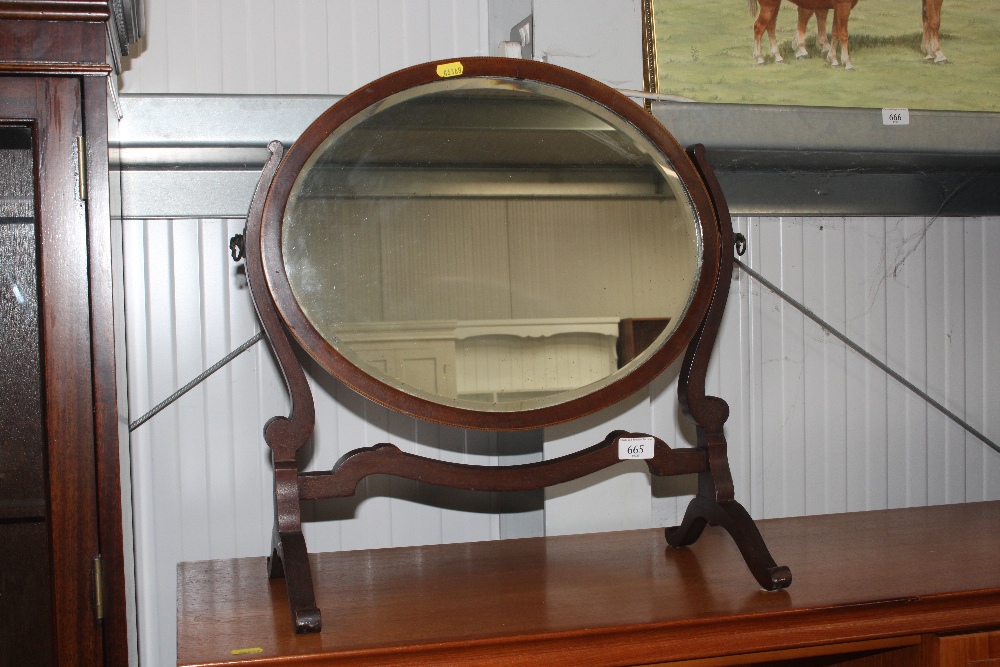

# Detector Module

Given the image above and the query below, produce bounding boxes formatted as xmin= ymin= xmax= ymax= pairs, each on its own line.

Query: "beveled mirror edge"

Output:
xmin=258 ymin=56 xmax=723 ymax=431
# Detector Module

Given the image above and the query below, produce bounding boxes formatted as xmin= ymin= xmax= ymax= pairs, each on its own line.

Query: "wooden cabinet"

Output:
xmin=0 ymin=75 xmax=105 ymax=667
xmin=177 ymin=501 xmax=1000 ymax=667
xmin=930 ymin=631 xmax=1000 ymax=667
xmin=0 ymin=3 xmax=140 ymax=666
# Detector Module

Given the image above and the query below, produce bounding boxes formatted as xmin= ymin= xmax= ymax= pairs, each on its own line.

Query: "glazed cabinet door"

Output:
xmin=0 ymin=77 xmax=103 ymax=667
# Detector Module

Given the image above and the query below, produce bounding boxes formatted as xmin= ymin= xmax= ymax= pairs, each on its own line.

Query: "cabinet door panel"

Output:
xmin=0 ymin=212 xmax=52 ymax=666
xmin=0 ymin=523 xmax=53 ymax=666
xmin=934 ymin=630 xmax=1000 ymax=667
xmin=0 ymin=76 xmax=103 ymax=667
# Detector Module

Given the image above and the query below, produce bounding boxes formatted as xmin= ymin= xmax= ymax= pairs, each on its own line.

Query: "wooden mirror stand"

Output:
xmin=240 ymin=62 xmax=791 ymax=634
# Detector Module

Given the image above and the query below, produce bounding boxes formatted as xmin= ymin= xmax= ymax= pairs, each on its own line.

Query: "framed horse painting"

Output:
xmin=644 ymin=0 xmax=1000 ymax=112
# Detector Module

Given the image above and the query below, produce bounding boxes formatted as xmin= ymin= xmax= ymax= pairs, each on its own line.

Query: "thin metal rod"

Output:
xmin=128 ymin=332 xmax=264 ymax=432
xmin=735 ymin=257 xmax=999 ymax=457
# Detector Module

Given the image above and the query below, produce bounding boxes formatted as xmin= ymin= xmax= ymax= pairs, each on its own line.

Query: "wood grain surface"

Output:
xmin=178 ymin=501 xmax=1000 ymax=666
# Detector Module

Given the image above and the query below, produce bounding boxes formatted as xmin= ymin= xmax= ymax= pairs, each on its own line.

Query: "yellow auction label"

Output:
xmin=436 ymin=61 xmax=464 ymax=78
xmin=230 ymin=647 xmax=264 ymax=656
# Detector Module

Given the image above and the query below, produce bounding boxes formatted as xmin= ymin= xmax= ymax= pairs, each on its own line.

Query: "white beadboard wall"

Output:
xmin=119 ymin=0 xmax=490 ymax=94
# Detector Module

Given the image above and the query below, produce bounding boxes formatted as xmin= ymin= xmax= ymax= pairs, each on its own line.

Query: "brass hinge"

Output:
xmin=92 ymin=555 xmax=104 ymax=621
xmin=77 ymin=135 xmax=87 ymax=201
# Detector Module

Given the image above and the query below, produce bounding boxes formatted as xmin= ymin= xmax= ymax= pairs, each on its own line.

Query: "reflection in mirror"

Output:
xmin=282 ymin=78 xmax=702 ymax=412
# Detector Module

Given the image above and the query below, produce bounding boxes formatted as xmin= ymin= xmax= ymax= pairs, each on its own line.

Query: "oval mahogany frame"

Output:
xmin=258 ymin=56 xmax=722 ymax=431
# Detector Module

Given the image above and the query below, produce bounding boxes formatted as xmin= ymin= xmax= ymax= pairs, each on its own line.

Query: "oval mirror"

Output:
xmin=260 ymin=58 xmax=721 ymax=430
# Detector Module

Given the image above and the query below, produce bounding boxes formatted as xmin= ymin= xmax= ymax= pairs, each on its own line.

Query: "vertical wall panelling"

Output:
xmin=124 ymin=219 xmax=283 ymax=666
xmin=249 ymin=0 xmax=280 ymax=93
xmin=195 ymin=0 xmax=225 ymax=91
xmin=985 ymin=220 xmax=1000 ymax=502
xmin=900 ymin=217 xmax=929 ymax=507
xmin=844 ymin=216 xmax=869 ymax=512
xmin=865 ymin=217 xmax=890 ymax=511
xmin=744 ymin=216 xmax=766 ymax=519
xmin=334 ymin=0 xmax=382 ymax=93
xmin=781 ymin=217 xmax=807 ymax=517
xmin=755 ymin=215 xmax=788 ymax=517
xmin=823 ymin=216 xmax=849 ymax=514
xmin=742 ymin=215 xmax=999 ymax=520
xmin=120 ymin=0 xmax=490 ymax=95
xmin=218 ymin=0 xmax=249 ymax=92
xmin=885 ymin=218 xmax=908 ymax=509
xmin=531 ymin=0 xmax=643 ymax=90
xmin=965 ymin=218 xmax=985 ymax=502
xmin=801 ymin=217 xmax=827 ymax=514
xmin=944 ymin=219 xmax=968 ymax=505
xmin=926 ymin=218 xmax=948 ymax=505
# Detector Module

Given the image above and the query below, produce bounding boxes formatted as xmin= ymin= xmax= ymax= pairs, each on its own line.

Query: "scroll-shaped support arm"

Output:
xmin=666 ymin=145 xmax=791 ymax=592
xmin=299 ymin=431 xmax=708 ymax=499
xmin=243 ymin=141 xmax=322 ymax=632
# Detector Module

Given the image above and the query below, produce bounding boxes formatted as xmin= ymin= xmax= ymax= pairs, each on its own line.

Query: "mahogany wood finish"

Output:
xmin=666 ymin=145 xmax=791 ymax=591
xmin=177 ymin=502 xmax=1000 ymax=667
xmin=299 ymin=432 xmax=708 ymax=499
xmin=84 ymin=72 xmax=131 ymax=667
xmin=0 ymin=1 xmax=111 ymax=21
xmin=931 ymin=630 xmax=1000 ymax=666
xmin=1 ymin=75 xmax=103 ymax=667
xmin=244 ymin=141 xmax=321 ymax=633
xmin=0 ymin=18 xmax=107 ymax=65
xmin=244 ymin=57 xmax=787 ymax=633
xmin=1 ymin=4 xmax=135 ymax=665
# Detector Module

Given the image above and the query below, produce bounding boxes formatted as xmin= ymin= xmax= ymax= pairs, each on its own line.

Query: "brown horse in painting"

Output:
xmin=922 ymin=0 xmax=946 ymax=62
xmin=793 ymin=7 xmax=831 ymax=59
xmin=751 ymin=0 xmax=947 ymax=69
xmin=750 ymin=0 xmax=858 ymax=68
xmin=799 ymin=0 xmax=947 ymax=63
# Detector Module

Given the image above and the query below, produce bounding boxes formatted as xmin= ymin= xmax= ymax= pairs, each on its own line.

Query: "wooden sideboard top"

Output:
xmin=177 ymin=501 xmax=1000 ymax=666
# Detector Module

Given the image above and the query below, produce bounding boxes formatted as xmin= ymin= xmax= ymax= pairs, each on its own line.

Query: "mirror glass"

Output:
xmin=281 ymin=77 xmax=702 ymax=413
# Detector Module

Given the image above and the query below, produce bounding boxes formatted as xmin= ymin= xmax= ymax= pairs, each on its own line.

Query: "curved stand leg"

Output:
xmin=267 ymin=532 xmax=284 ymax=579
xmin=267 ymin=529 xmax=322 ymax=633
xmin=667 ymin=495 xmax=792 ymax=591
